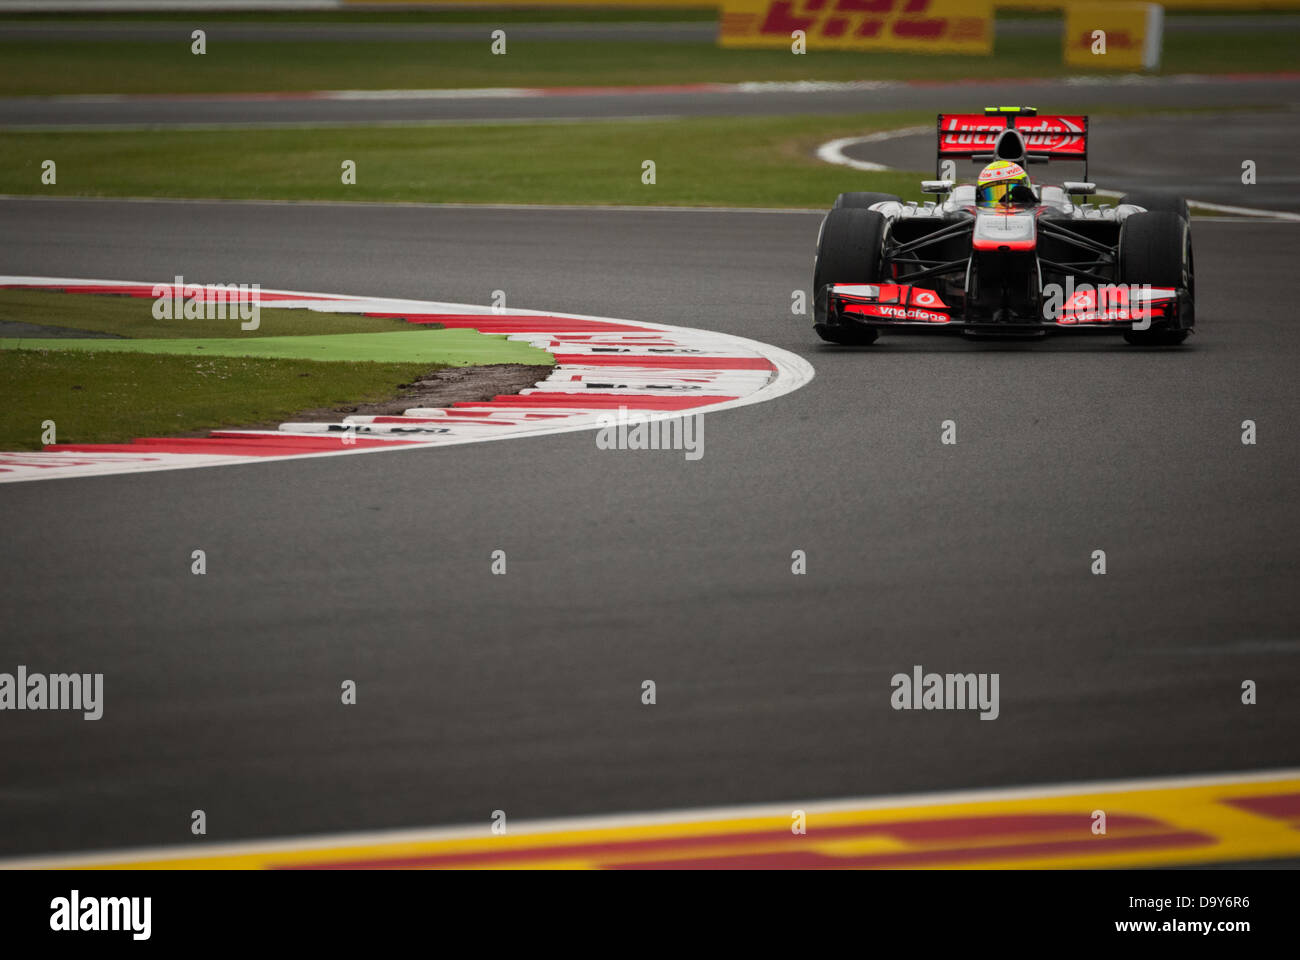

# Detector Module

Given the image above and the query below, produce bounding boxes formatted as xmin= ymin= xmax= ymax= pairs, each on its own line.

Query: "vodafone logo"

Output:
xmin=912 ymin=290 xmax=938 ymax=306
xmin=858 ymin=305 xmax=949 ymax=324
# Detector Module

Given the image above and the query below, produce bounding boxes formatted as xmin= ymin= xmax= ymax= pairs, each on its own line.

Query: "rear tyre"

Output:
xmin=1118 ymin=191 xmax=1190 ymax=223
xmin=813 ymin=208 xmax=887 ymax=345
xmin=1118 ymin=211 xmax=1194 ymax=346
xmin=833 ymin=191 xmax=901 ymax=211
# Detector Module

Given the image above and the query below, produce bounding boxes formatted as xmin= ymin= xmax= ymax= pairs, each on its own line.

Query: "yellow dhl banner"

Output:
xmin=718 ymin=0 xmax=993 ymax=53
xmin=1064 ymin=1 xmax=1163 ymax=70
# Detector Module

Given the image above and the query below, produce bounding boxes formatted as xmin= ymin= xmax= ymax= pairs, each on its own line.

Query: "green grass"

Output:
xmin=0 ymin=329 xmax=557 ymax=365
xmin=0 ymin=112 xmax=928 ymax=207
xmin=0 ymin=349 xmax=434 ymax=451
xmin=0 ymin=288 xmax=555 ymax=363
xmin=0 ymin=289 xmax=554 ymax=450
xmin=0 ymin=30 xmax=1291 ymax=97
xmin=0 ymin=106 xmax=1246 ymax=208
xmin=0 ymin=7 xmax=720 ymax=25
xmin=0 ymin=287 xmax=419 ymax=338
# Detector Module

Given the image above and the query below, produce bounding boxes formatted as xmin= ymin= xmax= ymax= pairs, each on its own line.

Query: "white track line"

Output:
xmin=18 ymin=69 xmax=1300 ymax=104
xmin=2 ymin=766 xmax=1296 ymax=870
xmin=815 ymin=125 xmax=931 ymax=172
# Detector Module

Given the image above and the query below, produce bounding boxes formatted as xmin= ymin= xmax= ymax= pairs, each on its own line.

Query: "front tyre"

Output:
xmin=813 ymin=208 xmax=887 ymax=345
xmin=1118 ymin=211 xmax=1194 ymax=346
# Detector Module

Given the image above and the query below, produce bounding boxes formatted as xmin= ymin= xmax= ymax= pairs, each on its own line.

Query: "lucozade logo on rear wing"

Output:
xmin=937 ymin=114 xmax=1088 ymax=158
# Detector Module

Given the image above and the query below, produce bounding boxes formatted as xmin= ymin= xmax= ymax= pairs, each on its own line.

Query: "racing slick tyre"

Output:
xmin=833 ymin=191 xmax=902 ymax=211
xmin=1119 ymin=192 xmax=1191 ymax=223
xmin=1119 ymin=211 xmax=1194 ymax=346
xmin=814 ymin=208 xmax=886 ymax=345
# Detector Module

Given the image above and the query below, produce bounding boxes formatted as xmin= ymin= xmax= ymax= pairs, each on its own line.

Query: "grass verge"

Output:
xmin=0 ymin=106 xmax=1247 ymax=208
xmin=0 ymin=289 xmax=554 ymax=450
xmin=0 ymin=112 xmax=928 ymax=206
xmin=0 ymin=329 xmax=558 ymax=365
xmin=0 ymin=350 xmax=432 ymax=451
xmin=0 ymin=287 xmax=418 ymax=338
xmin=0 ymin=8 xmax=721 ymax=25
xmin=0 ymin=31 xmax=1293 ymax=97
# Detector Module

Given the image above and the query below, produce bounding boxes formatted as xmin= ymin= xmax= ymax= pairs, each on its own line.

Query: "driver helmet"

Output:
xmin=976 ymin=161 xmax=1032 ymax=207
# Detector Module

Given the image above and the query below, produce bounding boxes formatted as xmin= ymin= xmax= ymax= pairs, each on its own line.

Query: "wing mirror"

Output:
xmin=1063 ymin=181 xmax=1097 ymax=196
xmin=921 ymin=180 xmax=955 ymax=194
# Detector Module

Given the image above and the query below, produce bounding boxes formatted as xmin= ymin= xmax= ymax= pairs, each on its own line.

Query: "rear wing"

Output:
xmin=936 ymin=107 xmax=1088 ymax=180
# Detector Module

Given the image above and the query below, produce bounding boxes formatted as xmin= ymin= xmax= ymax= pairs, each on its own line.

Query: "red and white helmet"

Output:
xmin=976 ymin=161 xmax=1031 ymax=207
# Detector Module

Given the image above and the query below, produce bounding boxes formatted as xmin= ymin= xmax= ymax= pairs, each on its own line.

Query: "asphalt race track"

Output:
xmin=1 ymin=181 xmax=1298 ymax=857
xmin=5 ymin=74 xmax=1300 ymax=129
xmin=1 ymin=73 xmax=1298 ymax=862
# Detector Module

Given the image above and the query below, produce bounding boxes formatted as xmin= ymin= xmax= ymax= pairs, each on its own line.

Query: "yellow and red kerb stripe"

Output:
xmin=16 ymin=770 xmax=1300 ymax=870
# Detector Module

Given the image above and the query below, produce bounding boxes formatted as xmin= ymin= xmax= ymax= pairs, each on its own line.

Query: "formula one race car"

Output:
xmin=813 ymin=106 xmax=1194 ymax=346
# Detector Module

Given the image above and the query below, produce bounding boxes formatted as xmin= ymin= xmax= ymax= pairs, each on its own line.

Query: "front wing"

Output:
xmin=828 ymin=282 xmax=1184 ymax=334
